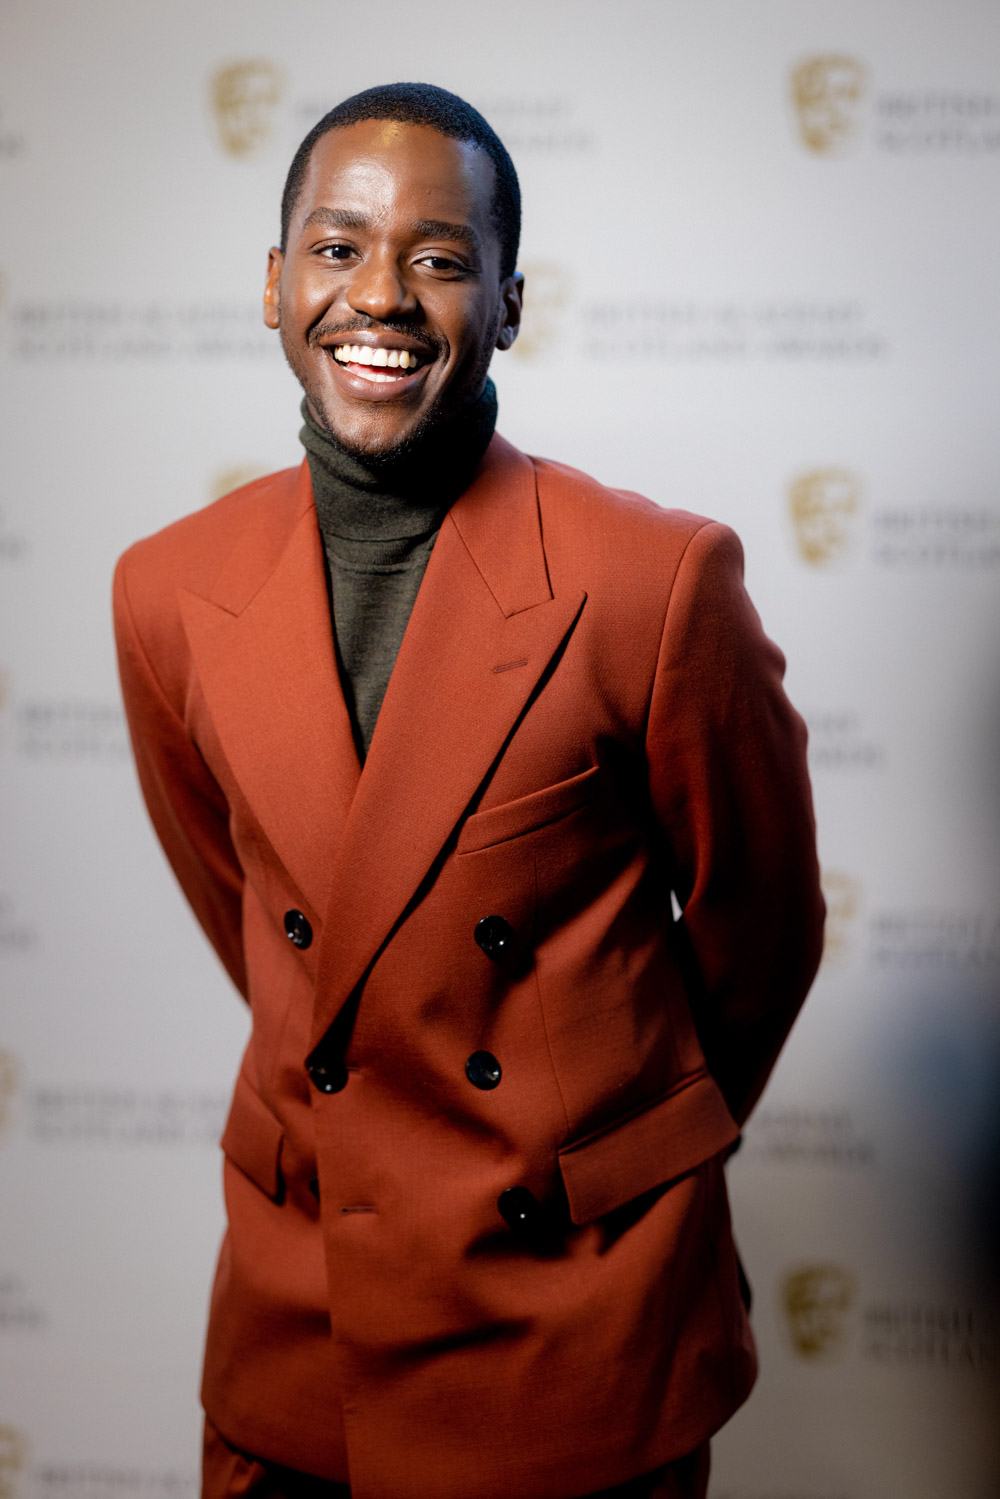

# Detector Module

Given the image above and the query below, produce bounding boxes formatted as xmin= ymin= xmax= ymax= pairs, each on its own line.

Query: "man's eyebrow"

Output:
xmin=411 ymin=219 xmax=482 ymax=253
xmin=301 ymin=207 xmax=369 ymax=233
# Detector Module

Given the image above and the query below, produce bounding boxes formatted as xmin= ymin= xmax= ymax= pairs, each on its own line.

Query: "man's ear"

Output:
xmin=263 ymin=247 xmax=283 ymax=329
xmin=495 ymin=271 xmax=524 ymax=352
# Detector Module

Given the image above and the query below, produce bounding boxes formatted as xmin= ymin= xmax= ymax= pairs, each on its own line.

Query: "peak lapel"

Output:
xmin=179 ymin=463 xmax=360 ymax=918
xmin=309 ymin=437 xmax=586 ymax=1051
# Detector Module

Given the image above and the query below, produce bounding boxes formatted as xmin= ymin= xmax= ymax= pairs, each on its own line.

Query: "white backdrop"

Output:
xmin=2 ymin=3 xmax=999 ymax=1496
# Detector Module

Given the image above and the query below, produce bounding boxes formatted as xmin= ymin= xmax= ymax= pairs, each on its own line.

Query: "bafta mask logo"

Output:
xmin=512 ymin=261 xmax=572 ymax=360
xmin=209 ymin=465 xmax=273 ymax=502
xmin=781 ymin=1264 xmax=857 ymax=1360
xmin=820 ymin=870 xmax=862 ymax=965
xmin=0 ymin=1424 xmax=26 ymax=1499
xmin=788 ymin=468 xmax=863 ymax=568
xmin=210 ymin=60 xmax=285 ymax=158
xmin=790 ymin=55 xmax=869 ymax=157
xmin=0 ymin=1051 xmax=18 ymax=1138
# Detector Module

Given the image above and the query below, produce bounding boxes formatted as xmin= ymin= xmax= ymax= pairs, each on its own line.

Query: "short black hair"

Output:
xmin=280 ymin=82 xmax=521 ymax=281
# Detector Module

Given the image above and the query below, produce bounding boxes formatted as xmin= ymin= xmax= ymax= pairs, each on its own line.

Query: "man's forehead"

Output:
xmin=295 ymin=119 xmax=495 ymax=222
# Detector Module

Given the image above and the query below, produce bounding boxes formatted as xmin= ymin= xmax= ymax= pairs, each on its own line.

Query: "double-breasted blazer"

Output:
xmin=113 ymin=432 xmax=824 ymax=1499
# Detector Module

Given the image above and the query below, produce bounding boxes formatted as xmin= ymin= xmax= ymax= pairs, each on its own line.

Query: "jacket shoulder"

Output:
xmin=115 ymin=464 xmax=303 ymax=603
xmin=531 ymin=454 xmax=737 ymax=593
xmin=113 ymin=465 xmax=305 ymax=700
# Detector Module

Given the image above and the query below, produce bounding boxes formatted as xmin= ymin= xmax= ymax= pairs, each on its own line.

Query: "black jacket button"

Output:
xmin=465 ymin=1051 xmax=502 ymax=1090
xmin=307 ymin=1060 xmax=347 ymax=1094
xmin=284 ymin=909 xmax=313 ymax=949
xmin=475 ymin=915 xmax=515 ymax=960
xmin=498 ymin=1186 xmax=541 ymax=1230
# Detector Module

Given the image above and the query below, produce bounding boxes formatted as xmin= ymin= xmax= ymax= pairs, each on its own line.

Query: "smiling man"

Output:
xmin=114 ymin=84 xmax=824 ymax=1499
xmin=267 ymin=111 xmax=520 ymax=458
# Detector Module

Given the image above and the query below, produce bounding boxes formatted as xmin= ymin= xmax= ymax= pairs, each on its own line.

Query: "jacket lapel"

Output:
xmin=309 ymin=436 xmax=586 ymax=1051
xmin=179 ymin=463 xmax=360 ymax=918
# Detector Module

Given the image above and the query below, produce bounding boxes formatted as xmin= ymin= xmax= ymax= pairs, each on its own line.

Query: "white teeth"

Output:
xmin=331 ymin=344 xmax=422 ymax=373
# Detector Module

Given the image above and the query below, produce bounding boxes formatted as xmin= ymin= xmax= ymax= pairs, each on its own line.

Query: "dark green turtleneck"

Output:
xmin=300 ymin=380 xmax=497 ymax=759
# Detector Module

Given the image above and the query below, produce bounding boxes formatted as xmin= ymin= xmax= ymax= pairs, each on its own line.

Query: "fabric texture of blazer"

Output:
xmin=113 ymin=433 xmax=825 ymax=1499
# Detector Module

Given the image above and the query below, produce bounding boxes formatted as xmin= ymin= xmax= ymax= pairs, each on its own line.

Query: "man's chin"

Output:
xmin=317 ymin=421 xmax=431 ymax=470
xmin=307 ymin=393 xmax=471 ymax=470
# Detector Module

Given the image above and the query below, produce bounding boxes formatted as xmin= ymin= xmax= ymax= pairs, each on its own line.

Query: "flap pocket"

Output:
xmin=220 ymin=1072 xmax=285 ymax=1201
xmin=458 ymin=765 xmax=599 ymax=854
xmin=557 ymin=1069 xmax=739 ymax=1226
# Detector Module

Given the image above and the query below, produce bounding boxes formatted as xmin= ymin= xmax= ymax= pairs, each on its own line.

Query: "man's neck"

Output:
xmin=298 ymin=379 xmax=498 ymax=540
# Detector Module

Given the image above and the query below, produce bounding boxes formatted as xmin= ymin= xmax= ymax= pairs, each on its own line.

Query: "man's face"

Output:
xmin=265 ymin=120 xmax=522 ymax=458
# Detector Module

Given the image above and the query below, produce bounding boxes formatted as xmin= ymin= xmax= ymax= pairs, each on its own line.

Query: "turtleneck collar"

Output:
xmin=299 ymin=378 xmax=498 ymax=542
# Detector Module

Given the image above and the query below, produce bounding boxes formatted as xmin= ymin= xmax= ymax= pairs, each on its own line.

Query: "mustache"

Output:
xmin=309 ymin=318 xmax=444 ymax=359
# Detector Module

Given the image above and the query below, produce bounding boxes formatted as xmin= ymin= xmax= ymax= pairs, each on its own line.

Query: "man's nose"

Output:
xmin=346 ymin=252 xmax=418 ymax=321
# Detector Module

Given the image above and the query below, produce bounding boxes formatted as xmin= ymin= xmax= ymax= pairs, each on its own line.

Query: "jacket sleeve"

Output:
xmin=113 ymin=552 xmax=248 ymax=999
xmin=645 ymin=520 xmax=824 ymax=1124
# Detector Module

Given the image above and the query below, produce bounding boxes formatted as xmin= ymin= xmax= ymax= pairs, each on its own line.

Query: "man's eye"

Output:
xmin=318 ymin=244 xmax=354 ymax=260
xmin=418 ymin=255 xmax=465 ymax=273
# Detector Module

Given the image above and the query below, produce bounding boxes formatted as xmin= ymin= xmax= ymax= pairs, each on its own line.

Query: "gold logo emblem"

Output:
xmin=0 ymin=1425 xmax=27 ymax=1499
xmin=210 ymin=60 xmax=285 ymax=158
xmin=820 ymin=870 xmax=862 ymax=965
xmin=512 ymin=261 xmax=572 ymax=360
xmin=788 ymin=468 xmax=863 ymax=568
xmin=0 ymin=1051 xmax=18 ymax=1137
xmin=790 ymin=55 xmax=869 ymax=157
xmin=209 ymin=465 xmax=273 ymax=502
xmin=781 ymin=1264 xmax=857 ymax=1359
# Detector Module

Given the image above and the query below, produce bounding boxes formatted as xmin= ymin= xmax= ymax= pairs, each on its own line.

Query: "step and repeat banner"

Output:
xmin=1 ymin=2 xmax=999 ymax=1496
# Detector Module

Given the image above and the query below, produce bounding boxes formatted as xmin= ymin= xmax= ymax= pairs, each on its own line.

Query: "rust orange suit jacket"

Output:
xmin=113 ymin=433 xmax=824 ymax=1499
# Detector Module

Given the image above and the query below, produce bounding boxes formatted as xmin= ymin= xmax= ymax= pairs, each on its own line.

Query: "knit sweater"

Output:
xmin=299 ymin=382 xmax=497 ymax=758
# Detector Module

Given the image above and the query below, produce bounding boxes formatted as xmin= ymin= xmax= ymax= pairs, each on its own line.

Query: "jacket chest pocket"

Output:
xmin=456 ymin=765 xmax=600 ymax=855
xmin=454 ymin=767 xmax=603 ymax=965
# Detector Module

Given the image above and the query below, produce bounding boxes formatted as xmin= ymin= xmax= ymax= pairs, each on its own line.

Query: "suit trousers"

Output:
xmin=203 ymin=1420 xmax=710 ymax=1499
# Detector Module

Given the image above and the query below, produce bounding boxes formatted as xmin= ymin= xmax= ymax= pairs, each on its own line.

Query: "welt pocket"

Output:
xmin=457 ymin=765 xmax=599 ymax=854
xmin=220 ymin=1071 xmax=285 ymax=1201
xmin=556 ymin=1069 xmax=739 ymax=1226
